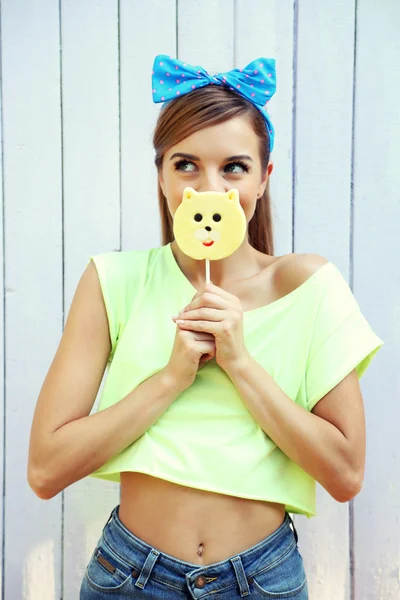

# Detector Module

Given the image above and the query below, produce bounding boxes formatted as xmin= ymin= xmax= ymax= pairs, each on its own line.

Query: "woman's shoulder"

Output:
xmin=272 ymin=253 xmax=331 ymax=298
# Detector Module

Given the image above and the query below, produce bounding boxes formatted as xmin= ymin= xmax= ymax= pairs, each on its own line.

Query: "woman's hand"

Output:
xmin=172 ymin=282 xmax=250 ymax=372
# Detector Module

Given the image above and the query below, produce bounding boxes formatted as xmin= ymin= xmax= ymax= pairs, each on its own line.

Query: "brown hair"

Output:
xmin=152 ymin=85 xmax=275 ymax=255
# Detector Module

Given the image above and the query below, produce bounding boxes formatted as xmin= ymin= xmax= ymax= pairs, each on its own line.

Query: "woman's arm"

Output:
xmin=223 ymin=356 xmax=365 ymax=503
xmin=27 ymin=260 xmax=185 ymax=500
xmin=30 ymin=366 xmax=182 ymax=500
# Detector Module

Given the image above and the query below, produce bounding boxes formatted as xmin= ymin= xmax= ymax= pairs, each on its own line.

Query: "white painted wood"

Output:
xmin=178 ymin=0 xmax=234 ymax=72
xmin=60 ymin=1 xmax=122 ymax=596
xmin=353 ymin=2 xmax=400 ymax=599
xmin=121 ymin=0 xmax=177 ymax=252
xmin=292 ymin=1 xmax=358 ymax=598
xmin=235 ymin=0 xmax=295 ymax=273
xmin=1 ymin=2 xmax=63 ymax=599
xmin=0 ymin=1 xmax=396 ymax=598
xmin=0 ymin=28 xmax=4 ymax=595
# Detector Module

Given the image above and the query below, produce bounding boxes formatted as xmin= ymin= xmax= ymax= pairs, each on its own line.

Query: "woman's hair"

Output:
xmin=152 ymin=85 xmax=274 ymax=255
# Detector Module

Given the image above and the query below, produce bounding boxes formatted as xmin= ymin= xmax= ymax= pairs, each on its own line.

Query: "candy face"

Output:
xmin=173 ymin=187 xmax=247 ymax=260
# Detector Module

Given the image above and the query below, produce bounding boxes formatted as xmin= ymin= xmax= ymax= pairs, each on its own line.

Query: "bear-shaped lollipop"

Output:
xmin=173 ymin=187 xmax=247 ymax=284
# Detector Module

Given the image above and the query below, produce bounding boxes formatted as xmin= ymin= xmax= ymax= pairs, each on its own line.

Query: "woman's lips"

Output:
xmin=202 ymin=241 xmax=214 ymax=247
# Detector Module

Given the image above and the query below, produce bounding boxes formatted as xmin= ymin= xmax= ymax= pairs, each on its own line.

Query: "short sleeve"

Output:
xmin=305 ymin=263 xmax=384 ymax=411
xmin=87 ymin=252 xmax=125 ymax=364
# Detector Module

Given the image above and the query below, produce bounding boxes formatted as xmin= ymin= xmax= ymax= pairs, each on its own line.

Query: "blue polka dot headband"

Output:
xmin=151 ymin=54 xmax=277 ymax=152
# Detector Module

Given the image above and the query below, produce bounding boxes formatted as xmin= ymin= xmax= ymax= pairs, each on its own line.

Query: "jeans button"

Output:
xmin=194 ymin=575 xmax=206 ymax=588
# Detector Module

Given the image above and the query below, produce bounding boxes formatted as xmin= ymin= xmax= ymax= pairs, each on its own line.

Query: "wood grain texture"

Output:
xmin=0 ymin=18 xmax=4 ymax=595
xmin=0 ymin=1 xmax=394 ymax=598
xmin=121 ymin=0 xmax=176 ymax=251
xmin=236 ymin=0 xmax=295 ymax=264
xmin=61 ymin=2 xmax=122 ymax=596
xmin=353 ymin=1 xmax=400 ymax=598
xmin=1 ymin=1 xmax=63 ymax=598
xmin=293 ymin=1 xmax=357 ymax=598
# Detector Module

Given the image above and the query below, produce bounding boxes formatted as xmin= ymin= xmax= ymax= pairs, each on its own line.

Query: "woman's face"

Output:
xmin=158 ymin=116 xmax=274 ymax=223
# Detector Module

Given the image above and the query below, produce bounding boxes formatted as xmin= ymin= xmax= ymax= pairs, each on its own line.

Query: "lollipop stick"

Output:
xmin=205 ymin=259 xmax=210 ymax=284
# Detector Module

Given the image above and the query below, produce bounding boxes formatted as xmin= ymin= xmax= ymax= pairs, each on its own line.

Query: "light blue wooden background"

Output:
xmin=0 ymin=1 xmax=398 ymax=598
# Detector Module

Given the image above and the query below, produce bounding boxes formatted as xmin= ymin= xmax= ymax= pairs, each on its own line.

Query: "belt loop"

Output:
xmin=135 ymin=548 xmax=160 ymax=590
xmin=230 ymin=555 xmax=251 ymax=597
xmin=287 ymin=513 xmax=299 ymax=545
xmin=103 ymin=505 xmax=117 ymax=531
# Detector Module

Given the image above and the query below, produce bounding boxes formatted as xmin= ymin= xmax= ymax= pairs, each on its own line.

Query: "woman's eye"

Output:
xmin=225 ymin=161 xmax=249 ymax=173
xmin=173 ymin=160 xmax=249 ymax=174
xmin=174 ymin=160 xmax=196 ymax=172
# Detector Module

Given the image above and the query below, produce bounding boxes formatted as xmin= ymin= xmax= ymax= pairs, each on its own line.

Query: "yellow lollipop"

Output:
xmin=173 ymin=187 xmax=247 ymax=283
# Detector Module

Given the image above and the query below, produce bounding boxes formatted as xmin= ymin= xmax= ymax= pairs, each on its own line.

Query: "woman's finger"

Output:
xmin=174 ymin=308 xmax=226 ymax=323
xmin=181 ymin=292 xmax=228 ymax=314
xmin=175 ymin=319 xmax=219 ymax=333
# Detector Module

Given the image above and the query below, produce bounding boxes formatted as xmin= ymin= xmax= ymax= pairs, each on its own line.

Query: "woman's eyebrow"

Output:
xmin=169 ymin=152 xmax=253 ymax=162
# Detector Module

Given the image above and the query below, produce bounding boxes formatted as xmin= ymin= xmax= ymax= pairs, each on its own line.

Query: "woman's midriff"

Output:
xmin=119 ymin=472 xmax=286 ymax=566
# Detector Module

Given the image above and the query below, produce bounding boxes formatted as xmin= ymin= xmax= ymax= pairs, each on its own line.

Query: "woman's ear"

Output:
xmin=158 ymin=172 xmax=166 ymax=196
xmin=258 ymin=161 xmax=273 ymax=197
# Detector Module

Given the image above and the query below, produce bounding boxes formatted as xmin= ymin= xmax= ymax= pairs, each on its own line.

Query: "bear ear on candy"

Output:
xmin=227 ymin=188 xmax=239 ymax=203
xmin=182 ymin=187 xmax=238 ymax=203
xmin=183 ymin=187 xmax=194 ymax=202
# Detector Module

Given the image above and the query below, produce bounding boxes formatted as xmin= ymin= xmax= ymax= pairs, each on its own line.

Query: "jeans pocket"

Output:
xmin=251 ymin=543 xmax=308 ymax=598
xmin=84 ymin=537 xmax=135 ymax=593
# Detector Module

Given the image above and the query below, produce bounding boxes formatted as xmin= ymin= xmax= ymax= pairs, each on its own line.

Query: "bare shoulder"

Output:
xmin=273 ymin=253 xmax=330 ymax=296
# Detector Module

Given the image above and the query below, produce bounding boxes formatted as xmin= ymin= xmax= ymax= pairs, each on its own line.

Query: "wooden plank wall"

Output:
xmin=0 ymin=1 xmax=396 ymax=598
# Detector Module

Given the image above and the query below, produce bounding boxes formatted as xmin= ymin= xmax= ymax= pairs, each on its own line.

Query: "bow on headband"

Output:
xmin=151 ymin=55 xmax=276 ymax=151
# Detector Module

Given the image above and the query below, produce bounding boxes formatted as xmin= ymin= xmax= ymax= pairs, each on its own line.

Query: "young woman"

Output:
xmin=28 ymin=55 xmax=384 ymax=599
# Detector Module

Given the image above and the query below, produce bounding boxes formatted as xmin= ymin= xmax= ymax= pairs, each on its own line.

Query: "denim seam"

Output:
xmin=251 ymin=574 xmax=307 ymax=598
xmin=249 ymin=539 xmax=297 ymax=578
xmin=84 ymin=565 xmax=134 ymax=593
xmin=95 ymin=549 xmax=131 ymax=583
xmin=101 ymin=535 xmax=190 ymax=594
xmin=146 ymin=576 xmax=192 ymax=593
xmin=101 ymin=534 xmax=141 ymax=573
xmin=146 ymin=571 xmax=251 ymax=597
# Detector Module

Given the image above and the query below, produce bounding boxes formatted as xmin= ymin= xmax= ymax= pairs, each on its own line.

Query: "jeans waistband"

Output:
xmin=99 ymin=504 xmax=299 ymax=597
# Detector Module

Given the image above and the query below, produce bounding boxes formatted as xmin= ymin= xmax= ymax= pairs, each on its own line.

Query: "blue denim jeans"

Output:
xmin=80 ymin=504 xmax=308 ymax=599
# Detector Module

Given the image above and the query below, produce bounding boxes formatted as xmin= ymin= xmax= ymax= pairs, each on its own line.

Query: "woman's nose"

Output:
xmin=199 ymin=173 xmax=227 ymax=193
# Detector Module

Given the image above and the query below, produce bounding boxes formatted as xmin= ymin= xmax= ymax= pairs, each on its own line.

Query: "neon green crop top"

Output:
xmin=86 ymin=243 xmax=384 ymax=518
